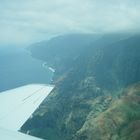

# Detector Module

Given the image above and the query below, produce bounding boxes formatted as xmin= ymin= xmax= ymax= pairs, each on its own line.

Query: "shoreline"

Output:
xmin=42 ymin=62 xmax=55 ymax=73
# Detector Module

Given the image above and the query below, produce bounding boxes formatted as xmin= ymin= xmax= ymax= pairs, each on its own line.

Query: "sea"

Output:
xmin=0 ymin=46 xmax=53 ymax=92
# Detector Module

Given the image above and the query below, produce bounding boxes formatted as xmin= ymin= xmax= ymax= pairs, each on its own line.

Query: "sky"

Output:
xmin=0 ymin=0 xmax=140 ymax=45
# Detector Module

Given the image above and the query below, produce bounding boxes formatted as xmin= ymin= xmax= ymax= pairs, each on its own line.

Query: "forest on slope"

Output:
xmin=21 ymin=33 xmax=140 ymax=140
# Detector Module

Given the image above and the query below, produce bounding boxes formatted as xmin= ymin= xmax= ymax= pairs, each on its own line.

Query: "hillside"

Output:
xmin=21 ymin=34 xmax=140 ymax=140
xmin=28 ymin=34 xmax=101 ymax=78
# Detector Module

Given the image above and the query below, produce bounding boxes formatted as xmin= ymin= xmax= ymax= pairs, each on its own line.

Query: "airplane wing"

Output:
xmin=0 ymin=84 xmax=54 ymax=140
xmin=0 ymin=127 xmax=43 ymax=140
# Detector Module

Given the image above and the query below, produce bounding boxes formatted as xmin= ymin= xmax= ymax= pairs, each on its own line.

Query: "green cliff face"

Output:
xmin=74 ymin=83 xmax=140 ymax=140
xmin=21 ymin=34 xmax=140 ymax=140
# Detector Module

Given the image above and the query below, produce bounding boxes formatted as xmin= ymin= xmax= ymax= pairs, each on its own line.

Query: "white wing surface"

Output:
xmin=0 ymin=127 xmax=43 ymax=140
xmin=0 ymin=84 xmax=54 ymax=131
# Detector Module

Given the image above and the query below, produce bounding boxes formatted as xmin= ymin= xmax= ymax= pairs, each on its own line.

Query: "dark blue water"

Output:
xmin=0 ymin=46 xmax=53 ymax=92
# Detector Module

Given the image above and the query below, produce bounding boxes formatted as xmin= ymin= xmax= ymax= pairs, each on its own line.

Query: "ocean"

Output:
xmin=0 ymin=46 xmax=53 ymax=92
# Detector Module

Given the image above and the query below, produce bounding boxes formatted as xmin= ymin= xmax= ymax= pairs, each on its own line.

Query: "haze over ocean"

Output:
xmin=0 ymin=46 xmax=53 ymax=92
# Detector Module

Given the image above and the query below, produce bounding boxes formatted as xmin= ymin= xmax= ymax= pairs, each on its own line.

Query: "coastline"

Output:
xmin=42 ymin=62 xmax=55 ymax=73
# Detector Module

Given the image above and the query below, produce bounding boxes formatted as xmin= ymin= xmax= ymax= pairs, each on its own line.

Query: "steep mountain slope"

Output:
xmin=21 ymin=34 xmax=140 ymax=140
xmin=29 ymin=34 xmax=101 ymax=78
xmin=74 ymin=83 xmax=140 ymax=140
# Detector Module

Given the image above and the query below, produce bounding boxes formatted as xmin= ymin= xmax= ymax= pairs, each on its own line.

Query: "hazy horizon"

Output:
xmin=0 ymin=0 xmax=140 ymax=46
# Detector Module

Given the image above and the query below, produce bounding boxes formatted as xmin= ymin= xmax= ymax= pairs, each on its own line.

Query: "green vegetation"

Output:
xmin=21 ymin=34 xmax=140 ymax=140
xmin=75 ymin=83 xmax=140 ymax=140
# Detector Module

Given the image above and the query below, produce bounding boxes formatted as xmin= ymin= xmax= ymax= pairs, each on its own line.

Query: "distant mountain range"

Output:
xmin=21 ymin=33 xmax=140 ymax=140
